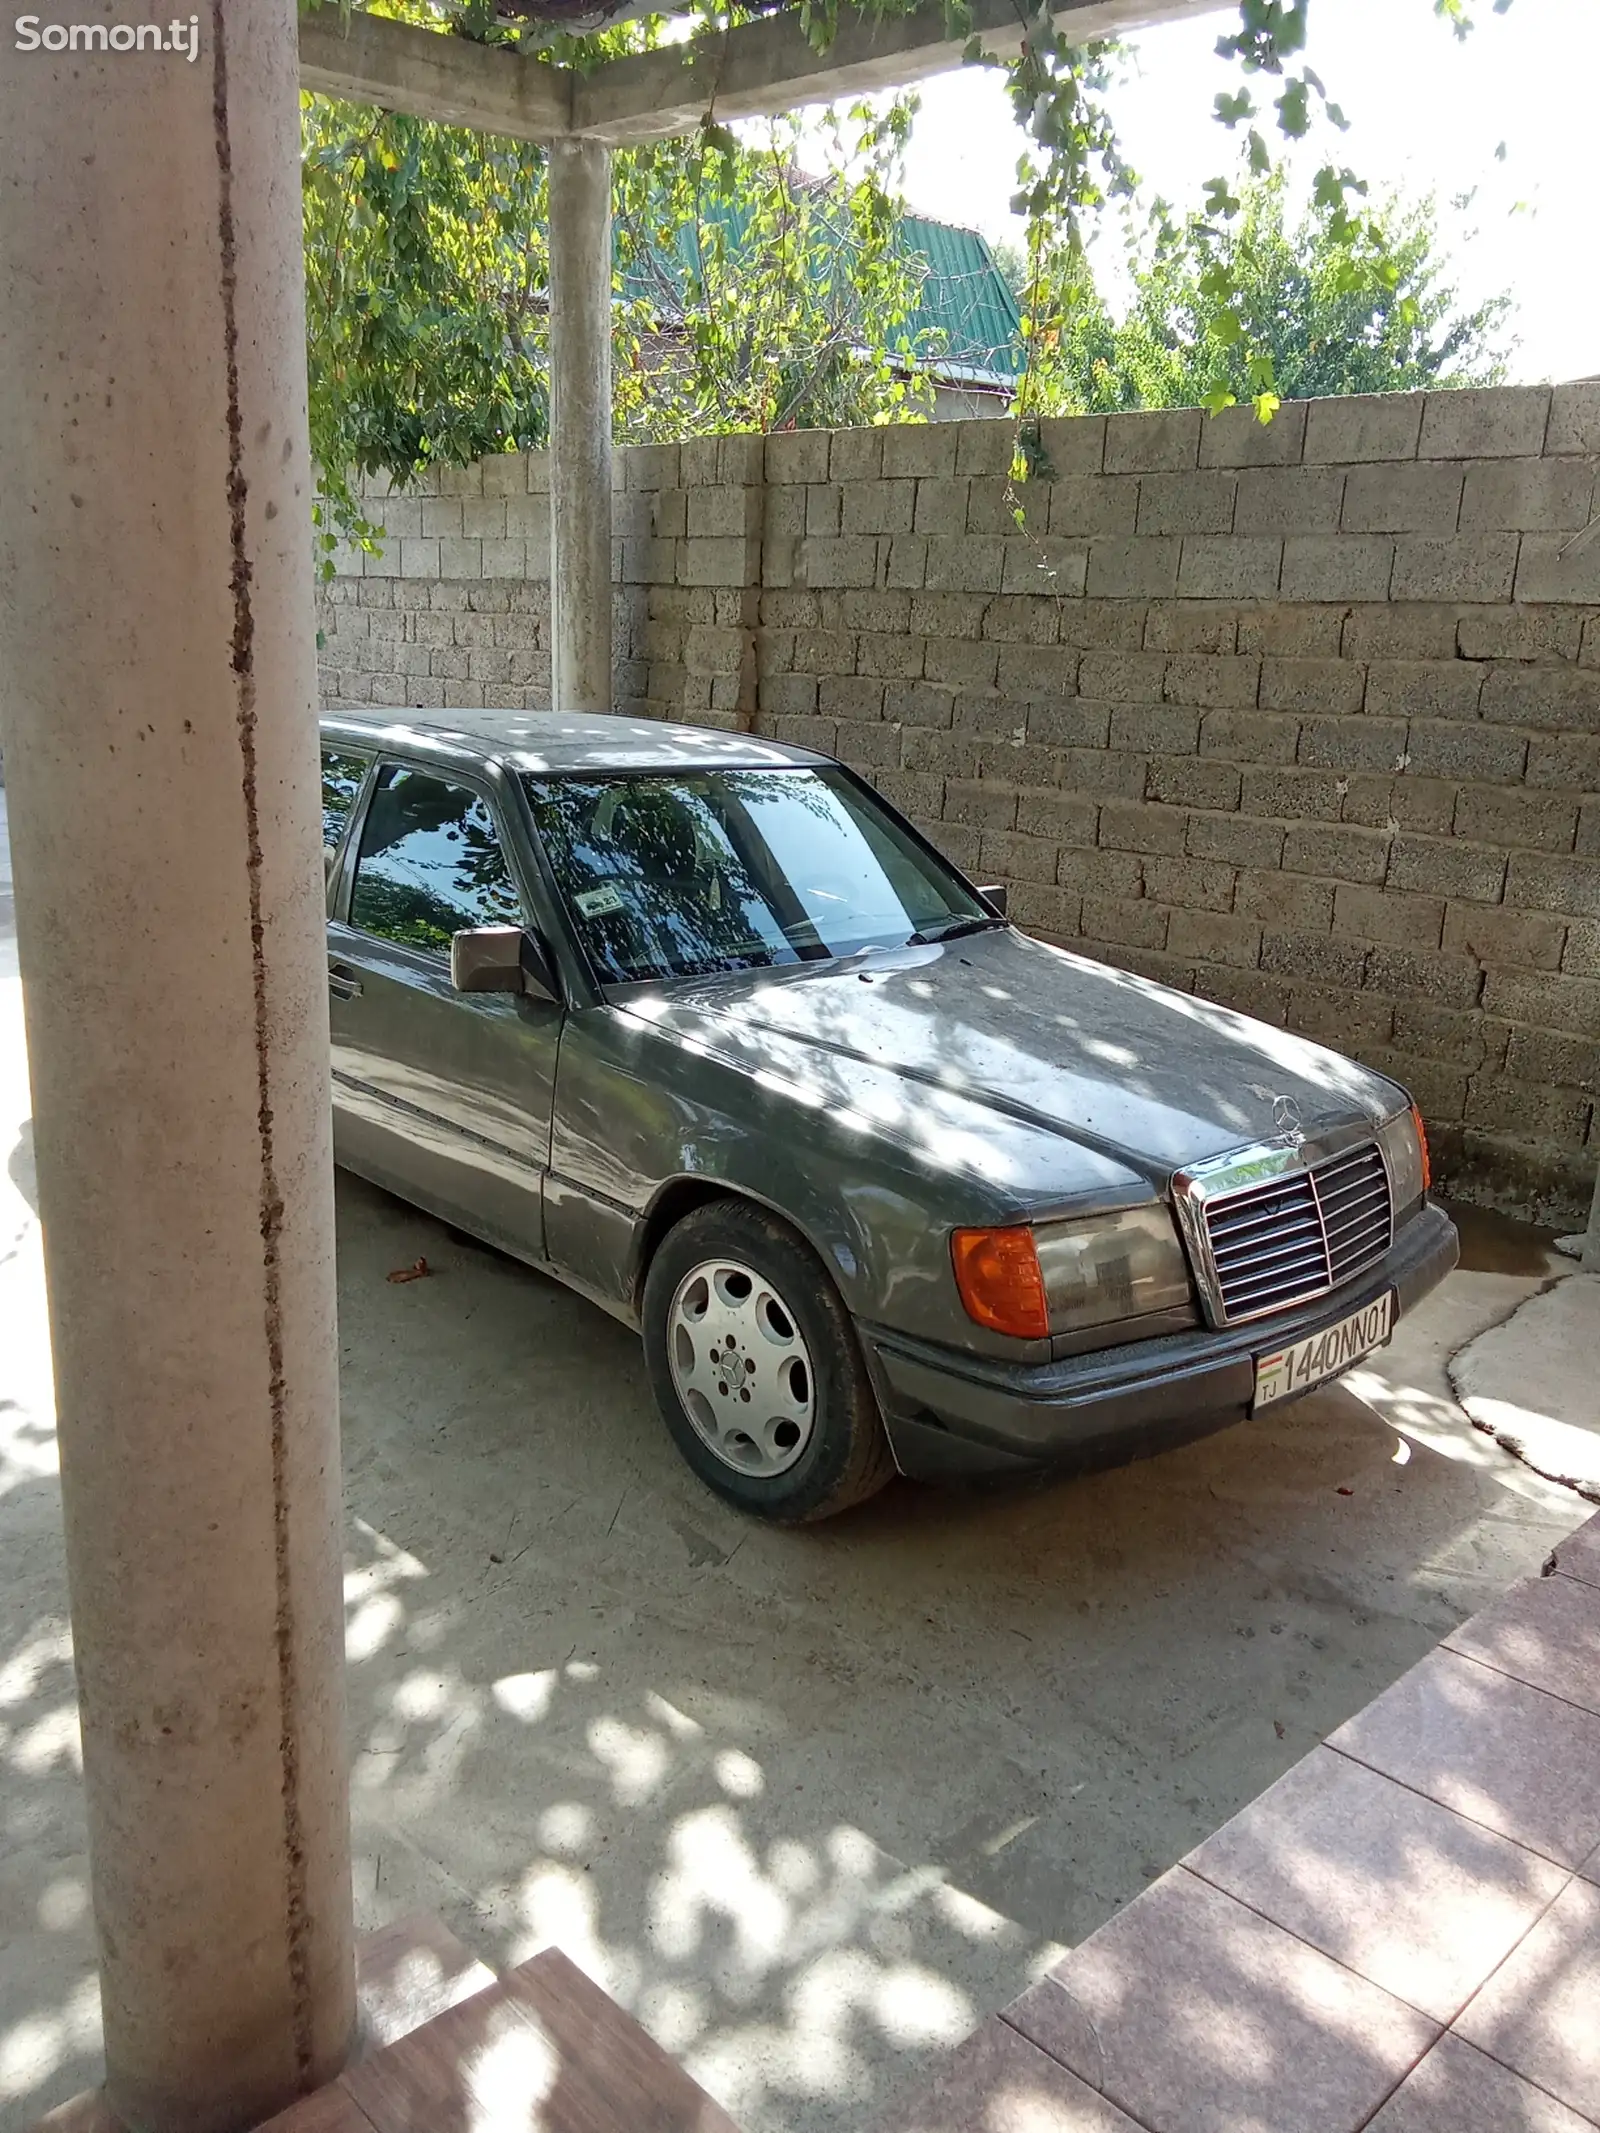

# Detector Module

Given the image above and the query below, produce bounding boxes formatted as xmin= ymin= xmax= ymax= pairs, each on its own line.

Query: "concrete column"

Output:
xmin=548 ymin=138 xmax=615 ymax=712
xmin=0 ymin=11 xmax=354 ymax=2133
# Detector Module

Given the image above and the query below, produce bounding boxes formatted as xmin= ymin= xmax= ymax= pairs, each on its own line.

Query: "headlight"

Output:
xmin=1378 ymin=1103 xmax=1429 ymax=1214
xmin=1034 ymin=1205 xmax=1193 ymax=1334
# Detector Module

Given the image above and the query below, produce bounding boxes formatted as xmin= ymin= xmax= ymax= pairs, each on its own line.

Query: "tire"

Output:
xmin=641 ymin=1200 xmax=894 ymax=1523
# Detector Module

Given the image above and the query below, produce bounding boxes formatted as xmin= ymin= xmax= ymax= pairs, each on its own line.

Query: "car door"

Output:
xmin=326 ymin=756 xmax=559 ymax=1263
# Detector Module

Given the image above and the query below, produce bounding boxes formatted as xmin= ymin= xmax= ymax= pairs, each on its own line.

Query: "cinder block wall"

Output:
xmin=318 ymin=384 xmax=1600 ymax=1222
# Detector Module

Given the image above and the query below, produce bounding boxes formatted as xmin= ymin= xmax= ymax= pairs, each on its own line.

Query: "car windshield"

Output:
xmin=522 ymin=766 xmax=993 ymax=985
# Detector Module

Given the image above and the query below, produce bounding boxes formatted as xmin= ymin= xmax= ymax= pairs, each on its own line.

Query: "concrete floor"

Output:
xmin=0 ymin=784 xmax=1593 ymax=2133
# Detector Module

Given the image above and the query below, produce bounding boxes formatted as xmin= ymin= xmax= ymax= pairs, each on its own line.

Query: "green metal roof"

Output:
xmin=619 ymin=192 xmax=1024 ymax=389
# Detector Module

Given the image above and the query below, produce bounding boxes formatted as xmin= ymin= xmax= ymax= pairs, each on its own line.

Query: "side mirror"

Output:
xmin=976 ymin=882 xmax=1009 ymax=919
xmin=451 ymin=926 xmax=561 ymax=1005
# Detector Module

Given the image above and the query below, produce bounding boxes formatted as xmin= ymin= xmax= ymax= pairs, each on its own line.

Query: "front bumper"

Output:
xmin=863 ymin=1201 xmax=1459 ymax=1484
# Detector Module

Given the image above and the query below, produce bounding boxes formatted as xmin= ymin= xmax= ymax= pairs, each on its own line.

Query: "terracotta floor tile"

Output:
xmin=1007 ymin=1866 xmax=1436 ymax=2133
xmin=1328 ymin=1649 xmax=1600 ymax=1868
xmin=355 ymin=1914 xmax=496 ymax=2053
xmin=1551 ymin=1517 xmax=1600 ymax=1594
xmin=1445 ymin=1575 xmax=1600 ymax=1717
xmin=876 ymin=2017 xmax=1147 ymax=2133
xmin=1456 ymin=1877 xmax=1600 ymax=2123
xmin=1185 ymin=1747 xmax=1566 ymax=2021
xmin=1364 ymin=2033 xmax=1596 ymax=2133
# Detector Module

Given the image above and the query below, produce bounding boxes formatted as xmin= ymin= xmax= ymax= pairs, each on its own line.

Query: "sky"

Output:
xmin=865 ymin=0 xmax=1596 ymax=384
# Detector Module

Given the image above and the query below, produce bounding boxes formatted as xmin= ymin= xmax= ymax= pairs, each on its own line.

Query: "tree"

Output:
xmin=1024 ymin=175 xmax=1512 ymax=417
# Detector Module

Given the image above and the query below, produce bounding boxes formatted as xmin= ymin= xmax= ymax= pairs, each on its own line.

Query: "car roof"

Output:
xmin=320 ymin=707 xmax=828 ymax=776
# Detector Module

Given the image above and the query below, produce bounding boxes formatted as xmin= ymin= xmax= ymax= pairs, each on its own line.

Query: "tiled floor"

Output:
xmin=883 ymin=1512 xmax=1600 ymax=2133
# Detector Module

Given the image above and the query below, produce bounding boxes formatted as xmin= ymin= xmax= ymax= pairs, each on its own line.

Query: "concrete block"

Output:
xmin=1288 ymin=986 xmax=1395 ymax=1049
xmin=794 ymin=536 xmax=878 ymax=590
xmin=761 ymin=673 xmax=819 ymax=717
xmin=1045 ymin=745 xmax=1150 ymax=799
xmin=1283 ymin=821 xmax=1392 ymax=883
xmin=1087 ymin=537 xmax=1180 ymax=599
xmin=1237 ymin=606 xmax=1345 ymax=658
xmin=1024 ymin=698 xmax=1112 ymax=748
xmin=398 ymin=538 xmax=441 ymax=580
xmin=882 ymin=425 xmax=959 ymax=479
xmin=883 ymin=536 xmax=929 ymax=589
xmin=435 ymin=459 xmax=484 ymax=498
xmin=1242 ymin=765 xmax=1346 ymax=822
xmin=1235 ymin=467 xmax=1346 ymax=535
xmin=1146 ymin=755 xmax=1242 ymax=810
xmin=1048 ymin=476 xmax=1140 ymax=537
xmin=966 ymin=477 xmax=1039 ymax=535
xmin=688 ymin=485 xmax=759 ymax=539
xmin=1445 ymin=903 xmax=1568 ymax=971
xmin=1342 ymin=463 xmax=1464 ymax=535
xmin=438 ymin=537 xmax=482 ymax=578
xmin=1137 ymin=472 xmax=1238 ymax=535
xmin=1465 ymin=1072 xmax=1593 ymax=1139
xmin=1391 ymin=534 xmax=1520 ymax=603
xmin=840 ymin=481 xmax=914 ymax=536
xmin=1455 ymin=786 xmax=1579 ymax=853
xmin=1406 ymin=719 xmax=1529 ymax=781
xmin=1515 ymin=533 xmax=1600 ymax=605
xmin=1462 ymin=459 xmax=1595 ymax=532
xmin=923 ymin=639 xmax=999 ymax=691
xmin=1104 ymin=408 xmax=1201 ymax=473
xmin=1487 ymin=965 xmax=1600 ymax=1037
xmin=1280 ymin=536 xmax=1394 ymax=601
xmin=1058 ymin=600 xmax=1149 ymax=649
xmin=681 ymin=537 xmax=760 ymax=588
xmin=1037 ymin=413 xmax=1107 ymax=474
xmin=651 ymin=488 xmax=690 ymax=538
xmin=1365 ymin=661 xmax=1485 ymax=721
xmin=910 ymin=589 xmax=986 ymax=639
xmin=1080 ymin=895 xmax=1171 ymax=949
xmin=1143 ymin=854 xmax=1238 ymax=911
xmin=855 ymin=631 xmax=925 ymax=679
xmin=792 ymin=628 xmax=856 ymax=674
xmin=944 ymin=776 xmax=1020 ymax=830
xmin=1457 ymin=607 xmax=1585 ymax=662
xmin=625 ymin=440 xmax=681 ymax=490
xmin=1389 ymin=833 xmax=1508 ymax=903
xmin=1163 ymin=653 xmax=1262 ymax=709
xmin=1000 ymin=539 xmax=1089 ymax=598
xmin=677 ymin=437 xmax=720 ymax=486
xmin=1299 ymin=716 xmax=1411 ymax=772
xmin=1363 ymin=944 xmax=1484 ymax=1009
xmin=832 ymin=716 xmax=899 ymax=768
xmin=1111 ymin=704 xmax=1202 ymax=755
xmin=1018 ymin=790 xmax=1101 ymax=845
xmin=1000 ymin=644 xmax=1081 ymax=699
xmin=460 ymin=497 xmax=508 ymax=542
xmin=1177 ymin=537 xmax=1283 ymax=599
xmin=1419 ymin=385 xmax=1551 ymax=460
xmin=526 ymin=451 xmax=551 ymax=494
xmin=1236 ymin=868 xmax=1334 ymax=932
xmin=1200 ymin=710 xmax=1300 ymax=764
xmin=955 ymin=421 xmax=1017 ymax=476
xmin=803 ymin=484 xmax=843 ymax=539
xmin=1260 ymin=658 xmax=1365 ymax=716
xmin=718 ymin=432 xmax=765 ymax=485
xmin=925 ymin=536 xmax=1006 ymax=593
xmin=978 ymin=828 xmax=1063 ymax=884
xmin=481 ymin=451 xmax=529 ymax=496
xmin=1188 ymin=812 xmax=1287 ymax=867
xmin=1528 ymin=734 xmax=1600 ymax=789
xmin=1341 ymin=605 xmax=1462 ymax=660
xmin=421 ymin=496 xmax=465 ymax=539
xmin=1505 ymin=851 xmax=1600 ymax=919
xmin=1334 ymin=882 xmax=1447 ymax=949
xmin=903 ymin=726 xmax=979 ymax=776
xmin=1341 ymin=774 xmax=1457 ymax=835
xmin=1481 ymin=663 xmax=1600 ymax=732
xmin=1097 ymin=799 xmax=1188 ymax=854
xmin=1166 ymin=907 xmax=1263 ymax=967
xmin=1199 ymin=400 xmax=1309 ymax=468
xmin=885 ymin=680 xmax=957 ymax=729
xmin=1260 ymin=930 xmax=1370 ymax=989
xmin=912 ymin=477 xmax=970 ymax=534
xmin=1563 ymin=921 xmax=1600 ymax=976
xmin=1144 ymin=601 xmax=1240 ymax=654
xmin=1304 ymin=393 xmax=1426 ymax=464
xmin=1078 ymin=649 xmax=1167 ymax=701
xmin=1547 ymin=378 xmax=1600 ymax=456
xmin=829 ymin=427 xmax=885 ymax=482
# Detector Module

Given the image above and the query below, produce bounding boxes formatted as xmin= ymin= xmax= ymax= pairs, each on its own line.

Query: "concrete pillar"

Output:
xmin=548 ymin=138 xmax=615 ymax=712
xmin=0 ymin=11 xmax=354 ymax=2133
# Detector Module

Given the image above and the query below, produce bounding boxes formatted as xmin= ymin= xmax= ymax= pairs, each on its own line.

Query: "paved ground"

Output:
xmin=0 ymin=784 xmax=1592 ymax=2133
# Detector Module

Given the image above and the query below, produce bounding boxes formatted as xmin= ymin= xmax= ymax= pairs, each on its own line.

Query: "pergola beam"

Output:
xmin=299 ymin=0 xmax=1219 ymax=146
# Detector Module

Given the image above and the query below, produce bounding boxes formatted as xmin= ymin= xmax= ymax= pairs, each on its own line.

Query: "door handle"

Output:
xmin=328 ymin=963 xmax=363 ymax=1001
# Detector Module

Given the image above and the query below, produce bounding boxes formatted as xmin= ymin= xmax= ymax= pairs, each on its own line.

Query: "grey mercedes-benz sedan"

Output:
xmin=320 ymin=708 xmax=1457 ymax=1522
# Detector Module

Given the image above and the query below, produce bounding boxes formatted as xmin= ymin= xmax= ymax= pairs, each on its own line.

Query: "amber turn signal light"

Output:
xmin=951 ymin=1226 xmax=1050 ymax=1340
xmin=1411 ymin=1101 xmax=1432 ymax=1193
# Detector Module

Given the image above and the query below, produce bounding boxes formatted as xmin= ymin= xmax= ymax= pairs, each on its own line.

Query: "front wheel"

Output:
xmin=641 ymin=1201 xmax=894 ymax=1523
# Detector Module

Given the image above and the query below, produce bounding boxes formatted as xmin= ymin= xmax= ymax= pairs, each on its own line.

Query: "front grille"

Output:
xmin=1202 ymin=1142 xmax=1393 ymax=1324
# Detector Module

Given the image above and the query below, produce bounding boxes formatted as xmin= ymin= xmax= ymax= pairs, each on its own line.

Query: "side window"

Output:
xmin=349 ymin=765 xmax=522 ymax=954
xmin=321 ymin=748 xmax=370 ymax=855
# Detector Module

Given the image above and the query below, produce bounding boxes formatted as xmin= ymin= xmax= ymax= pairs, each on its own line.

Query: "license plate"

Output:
xmin=1253 ymin=1292 xmax=1394 ymax=1411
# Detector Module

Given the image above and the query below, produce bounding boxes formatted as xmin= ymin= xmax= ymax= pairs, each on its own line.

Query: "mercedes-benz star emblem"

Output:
xmin=1272 ymin=1094 xmax=1305 ymax=1142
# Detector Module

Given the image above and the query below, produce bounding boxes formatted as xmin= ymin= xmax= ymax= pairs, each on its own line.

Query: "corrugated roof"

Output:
xmin=619 ymin=190 xmax=1023 ymax=389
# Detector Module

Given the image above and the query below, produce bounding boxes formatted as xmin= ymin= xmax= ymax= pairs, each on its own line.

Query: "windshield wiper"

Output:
xmin=904 ymin=915 xmax=1007 ymax=946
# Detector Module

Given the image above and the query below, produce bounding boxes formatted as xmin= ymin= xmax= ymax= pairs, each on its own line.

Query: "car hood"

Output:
xmin=620 ymin=929 xmax=1403 ymax=1191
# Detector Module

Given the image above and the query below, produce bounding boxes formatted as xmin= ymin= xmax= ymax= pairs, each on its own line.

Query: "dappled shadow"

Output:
xmin=1 ymin=1164 xmax=1592 ymax=2133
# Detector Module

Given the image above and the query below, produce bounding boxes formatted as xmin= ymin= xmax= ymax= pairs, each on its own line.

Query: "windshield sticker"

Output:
xmin=575 ymin=882 xmax=627 ymax=920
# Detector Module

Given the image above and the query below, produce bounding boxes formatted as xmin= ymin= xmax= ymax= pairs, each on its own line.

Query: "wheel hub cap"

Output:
xmin=666 ymin=1258 xmax=817 ymax=1478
